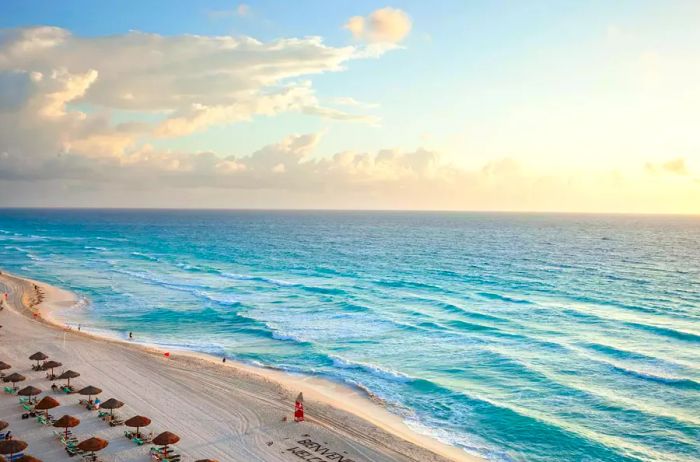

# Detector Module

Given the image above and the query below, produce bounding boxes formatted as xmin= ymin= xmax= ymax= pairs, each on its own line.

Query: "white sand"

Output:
xmin=0 ymin=271 xmax=480 ymax=462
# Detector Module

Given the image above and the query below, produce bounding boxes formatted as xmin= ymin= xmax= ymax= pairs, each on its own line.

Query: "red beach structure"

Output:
xmin=294 ymin=392 xmax=304 ymax=422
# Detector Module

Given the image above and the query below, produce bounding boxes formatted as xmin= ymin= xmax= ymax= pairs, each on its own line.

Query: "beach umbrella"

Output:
xmin=29 ymin=352 xmax=48 ymax=368
xmin=2 ymin=372 xmax=26 ymax=387
xmin=76 ymin=437 xmax=108 ymax=459
xmin=100 ymin=398 xmax=124 ymax=416
xmin=0 ymin=361 xmax=10 ymax=371
xmin=0 ymin=421 xmax=7 ymax=431
xmin=124 ymin=415 xmax=151 ymax=437
xmin=57 ymin=370 xmax=79 ymax=387
xmin=34 ymin=396 xmax=60 ymax=419
xmin=18 ymin=385 xmax=41 ymax=403
xmin=0 ymin=440 xmax=28 ymax=459
xmin=153 ymin=431 xmax=180 ymax=457
xmin=53 ymin=415 xmax=80 ymax=438
xmin=78 ymin=385 xmax=102 ymax=402
xmin=16 ymin=456 xmax=42 ymax=462
xmin=41 ymin=360 xmax=61 ymax=375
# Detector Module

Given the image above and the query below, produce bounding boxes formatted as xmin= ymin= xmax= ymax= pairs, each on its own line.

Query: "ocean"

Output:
xmin=0 ymin=209 xmax=698 ymax=462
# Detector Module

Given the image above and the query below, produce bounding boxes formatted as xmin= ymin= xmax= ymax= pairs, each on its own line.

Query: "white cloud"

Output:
xmin=0 ymin=26 xmax=388 ymax=167
xmin=645 ymin=157 xmax=690 ymax=176
xmin=344 ymin=8 xmax=412 ymax=44
xmin=330 ymin=96 xmax=379 ymax=109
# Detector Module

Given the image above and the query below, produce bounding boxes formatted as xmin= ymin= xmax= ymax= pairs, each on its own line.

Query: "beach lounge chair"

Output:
xmin=37 ymin=414 xmax=54 ymax=425
xmin=66 ymin=442 xmax=85 ymax=457
xmin=6 ymin=453 xmax=25 ymax=462
xmin=108 ymin=417 xmax=124 ymax=426
xmin=150 ymin=447 xmax=182 ymax=462
xmin=0 ymin=431 xmax=10 ymax=440
xmin=19 ymin=396 xmax=29 ymax=404
xmin=4 ymin=386 xmax=17 ymax=394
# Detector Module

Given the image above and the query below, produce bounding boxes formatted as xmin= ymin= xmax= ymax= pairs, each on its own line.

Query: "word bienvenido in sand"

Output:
xmin=285 ymin=439 xmax=357 ymax=462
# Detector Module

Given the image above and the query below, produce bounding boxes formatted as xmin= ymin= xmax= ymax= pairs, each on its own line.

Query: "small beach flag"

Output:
xmin=294 ymin=392 xmax=304 ymax=422
xmin=164 ymin=352 xmax=170 ymax=359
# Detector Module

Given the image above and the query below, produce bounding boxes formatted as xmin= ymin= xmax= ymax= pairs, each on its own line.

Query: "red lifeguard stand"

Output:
xmin=294 ymin=392 xmax=304 ymax=422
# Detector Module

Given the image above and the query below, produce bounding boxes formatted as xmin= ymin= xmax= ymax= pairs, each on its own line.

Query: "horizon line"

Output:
xmin=0 ymin=206 xmax=697 ymax=217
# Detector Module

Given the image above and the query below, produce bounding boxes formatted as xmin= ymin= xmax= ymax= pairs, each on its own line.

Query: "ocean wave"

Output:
xmin=374 ymin=278 xmax=446 ymax=292
xmin=193 ymin=291 xmax=243 ymax=307
xmin=270 ymin=329 xmax=312 ymax=344
xmin=607 ymin=363 xmax=700 ymax=390
xmin=84 ymin=245 xmax=109 ymax=252
xmin=130 ymin=251 xmax=159 ymax=261
xmin=95 ymin=236 xmax=128 ymax=242
xmin=477 ymin=291 xmax=534 ymax=305
xmin=624 ymin=321 xmax=700 ymax=343
xmin=582 ymin=342 xmax=668 ymax=364
xmin=4 ymin=245 xmax=45 ymax=261
xmin=329 ymin=355 xmax=413 ymax=383
xmin=220 ymin=271 xmax=296 ymax=286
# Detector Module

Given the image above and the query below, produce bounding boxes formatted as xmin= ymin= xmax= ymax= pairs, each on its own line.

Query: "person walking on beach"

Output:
xmin=129 ymin=331 xmax=133 ymax=340
xmin=222 ymin=356 xmax=226 ymax=363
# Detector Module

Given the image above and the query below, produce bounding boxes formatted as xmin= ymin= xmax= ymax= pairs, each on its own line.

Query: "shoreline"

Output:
xmin=0 ymin=269 xmax=480 ymax=462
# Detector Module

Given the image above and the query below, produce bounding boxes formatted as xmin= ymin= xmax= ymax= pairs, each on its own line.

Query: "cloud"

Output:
xmin=0 ymin=25 xmax=389 ymax=168
xmin=645 ymin=157 xmax=689 ymax=176
xmin=1 ymin=130 xmax=699 ymax=213
xmin=344 ymin=8 xmax=412 ymax=44
xmin=330 ymin=96 xmax=379 ymax=109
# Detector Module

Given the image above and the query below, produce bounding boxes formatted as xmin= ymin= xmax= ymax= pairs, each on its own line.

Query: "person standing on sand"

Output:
xmin=222 ymin=356 xmax=226 ymax=363
xmin=129 ymin=331 xmax=133 ymax=340
xmin=78 ymin=324 xmax=81 ymax=331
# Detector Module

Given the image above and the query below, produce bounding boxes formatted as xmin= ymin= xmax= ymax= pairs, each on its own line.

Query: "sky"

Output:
xmin=0 ymin=0 xmax=698 ymax=213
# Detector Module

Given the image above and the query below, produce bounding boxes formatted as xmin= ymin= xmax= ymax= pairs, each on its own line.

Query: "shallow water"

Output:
xmin=1 ymin=209 xmax=698 ymax=462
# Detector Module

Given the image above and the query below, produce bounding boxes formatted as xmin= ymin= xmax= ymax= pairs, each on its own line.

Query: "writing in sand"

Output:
xmin=286 ymin=438 xmax=358 ymax=462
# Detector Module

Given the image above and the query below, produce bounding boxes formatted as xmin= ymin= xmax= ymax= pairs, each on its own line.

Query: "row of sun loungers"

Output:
xmin=2 ymin=350 xmax=197 ymax=462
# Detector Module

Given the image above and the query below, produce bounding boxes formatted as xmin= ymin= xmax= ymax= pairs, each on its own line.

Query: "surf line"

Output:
xmin=286 ymin=438 xmax=358 ymax=462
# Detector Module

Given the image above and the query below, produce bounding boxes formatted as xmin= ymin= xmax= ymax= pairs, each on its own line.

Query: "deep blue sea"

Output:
xmin=0 ymin=209 xmax=698 ymax=462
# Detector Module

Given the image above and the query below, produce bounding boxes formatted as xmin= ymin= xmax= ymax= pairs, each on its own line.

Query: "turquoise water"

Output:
xmin=0 ymin=209 xmax=698 ymax=462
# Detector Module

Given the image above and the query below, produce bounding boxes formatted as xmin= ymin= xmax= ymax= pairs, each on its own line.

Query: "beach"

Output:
xmin=0 ymin=270 xmax=476 ymax=462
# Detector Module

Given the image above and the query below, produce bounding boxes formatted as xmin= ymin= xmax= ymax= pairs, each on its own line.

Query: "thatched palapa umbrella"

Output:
xmin=0 ymin=421 xmax=7 ymax=431
xmin=29 ymin=352 xmax=48 ymax=369
xmin=16 ymin=455 xmax=42 ymax=462
xmin=18 ymin=385 xmax=41 ymax=403
xmin=53 ymin=415 xmax=80 ymax=438
xmin=42 ymin=360 xmax=61 ymax=376
xmin=57 ymin=370 xmax=79 ymax=387
xmin=153 ymin=431 xmax=180 ymax=457
xmin=124 ymin=415 xmax=151 ymax=437
xmin=100 ymin=398 xmax=124 ymax=416
xmin=76 ymin=437 xmax=108 ymax=459
xmin=3 ymin=372 xmax=26 ymax=388
xmin=78 ymin=385 xmax=102 ymax=403
xmin=0 ymin=361 xmax=11 ymax=372
xmin=34 ymin=396 xmax=60 ymax=420
xmin=0 ymin=439 xmax=28 ymax=459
